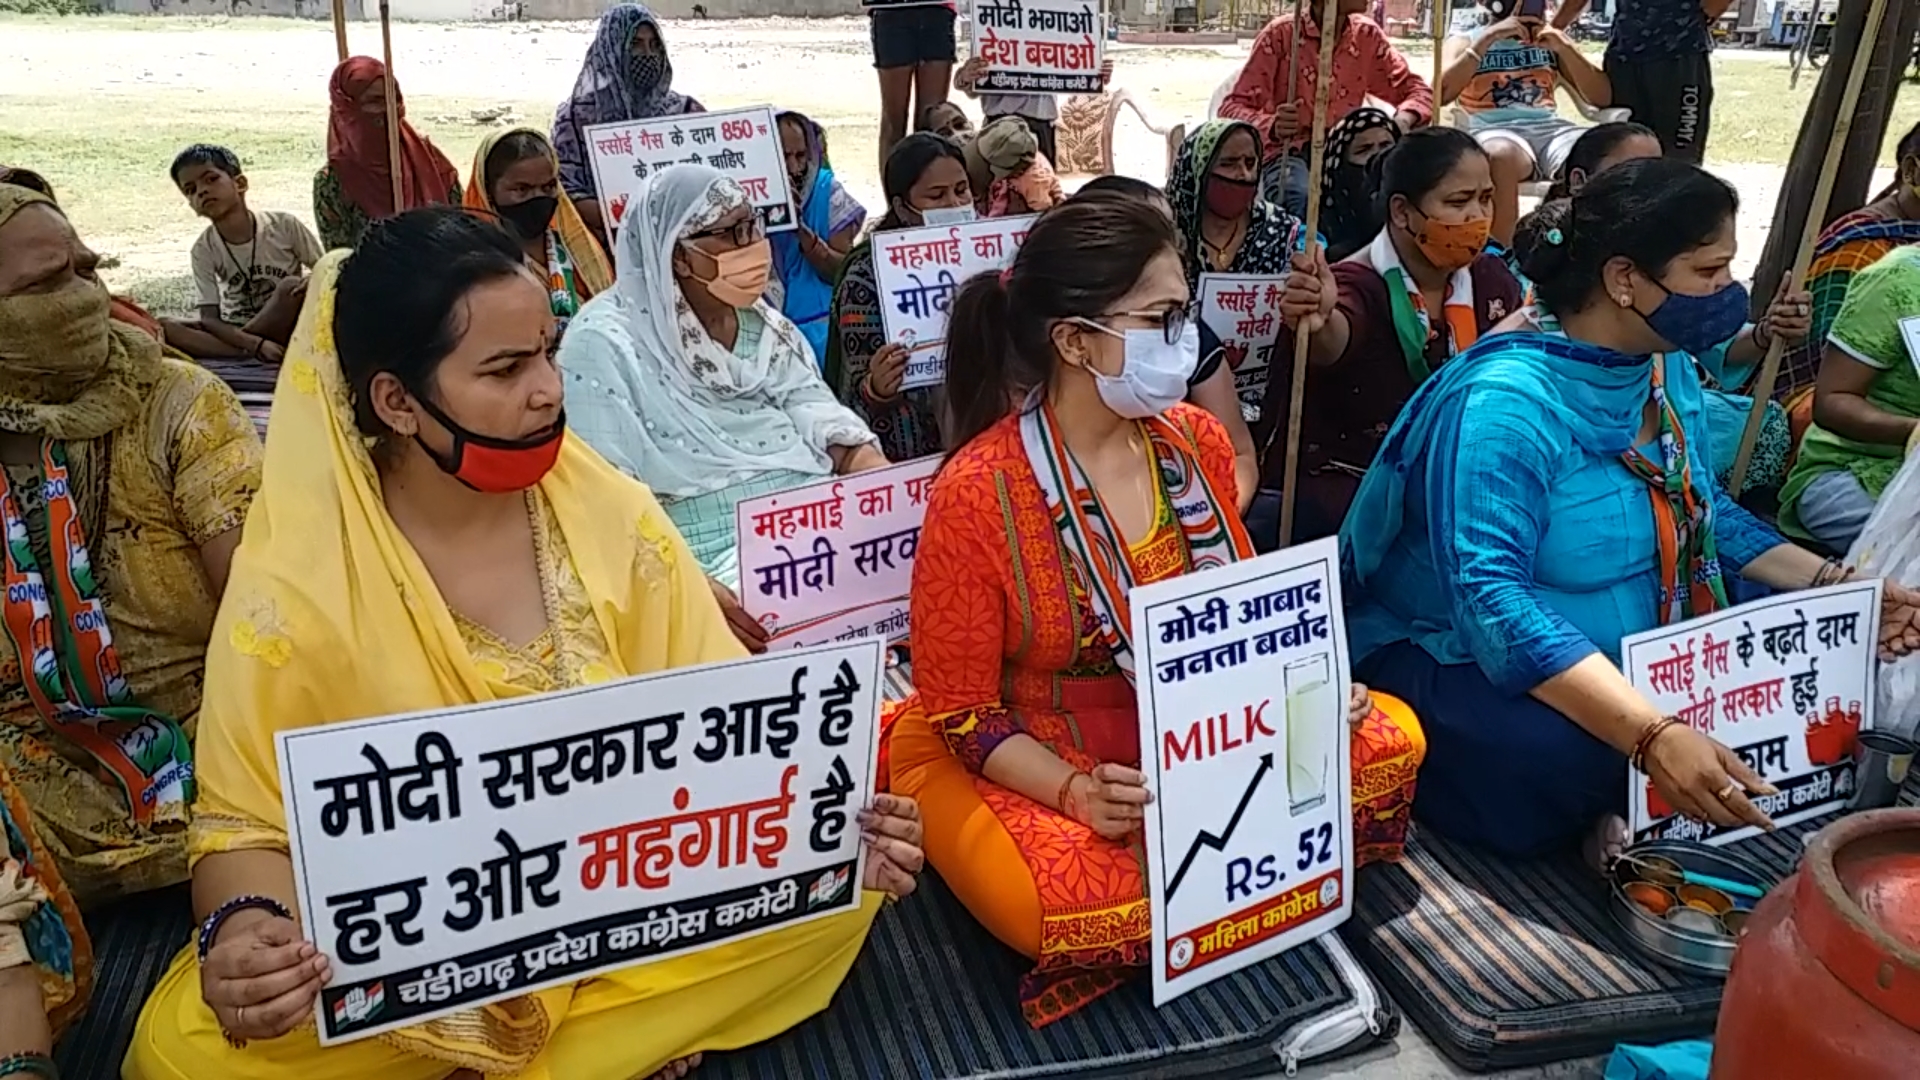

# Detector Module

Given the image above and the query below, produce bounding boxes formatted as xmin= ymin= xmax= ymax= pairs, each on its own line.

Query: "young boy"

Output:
xmin=170 ymin=144 xmax=321 ymax=362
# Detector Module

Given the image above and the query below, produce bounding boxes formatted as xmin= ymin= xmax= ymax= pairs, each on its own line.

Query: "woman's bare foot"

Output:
xmin=1583 ymin=814 xmax=1628 ymax=876
xmin=650 ymin=1052 xmax=703 ymax=1080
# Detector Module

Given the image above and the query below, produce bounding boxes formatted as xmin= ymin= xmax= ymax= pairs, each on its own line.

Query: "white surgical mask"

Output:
xmin=921 ymin=205 xmax=976 ymax=226
xmin=1074 ymin=319 xmax=1199 ymax=419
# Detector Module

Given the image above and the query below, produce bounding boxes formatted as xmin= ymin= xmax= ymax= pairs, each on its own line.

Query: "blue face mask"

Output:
xmin=1637 ymin=278 xmax=1751 ymax=358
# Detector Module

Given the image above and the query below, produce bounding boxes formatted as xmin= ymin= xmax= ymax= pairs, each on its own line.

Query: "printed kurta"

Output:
xmin=0 ymin=359 xmax=261 ymax=906
xmin=889 ymin=402 xmax=1422 ymax=1027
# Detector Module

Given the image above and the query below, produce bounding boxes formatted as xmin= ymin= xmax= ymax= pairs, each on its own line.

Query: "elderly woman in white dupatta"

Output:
xmin=559 ymin=164 xmax=887 ymax=590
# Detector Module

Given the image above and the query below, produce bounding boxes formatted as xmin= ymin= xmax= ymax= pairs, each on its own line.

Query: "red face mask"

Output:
xmin=412 ymin=395 xmax=565 ymax=493
xmin=1203 ymin=174 xmax=1258 ymax=219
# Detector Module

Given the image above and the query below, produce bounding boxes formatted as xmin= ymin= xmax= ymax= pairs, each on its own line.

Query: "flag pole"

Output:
xmin=332 ymin=0 xmax=348 ymax=61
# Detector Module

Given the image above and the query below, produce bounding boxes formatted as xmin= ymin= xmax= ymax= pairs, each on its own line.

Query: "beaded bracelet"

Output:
xmin=0 ymin=1052 xmax=57 ymax=1078
xmin=197 ymin=894 xmax=293 ymax=964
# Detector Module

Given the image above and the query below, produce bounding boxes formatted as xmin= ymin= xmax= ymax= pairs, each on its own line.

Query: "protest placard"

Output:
xmin=734 ymin=456 xmax=941 ymax=633
xmin=1623 ymin=579 xmax=1882 ymax=845
xmin=871 ymin=215 xmax=1035 ymax=391
xmin=1198 ymin=273 xmax=1286 ymax=418
xmin=279 ymin=641 xmax=884 ymax=1044
xmin=1901 ymin=315 xmax=1920 ymax=376
xmin=584 ymin=105 xmax=793 ymax=234
xmin=768 ymin=597 xmax=912 ymax=653
xmin=1133 ymin=538 xmax=1353 ymax=1006
xmin=972 ymin=0 xmax=1104 ymax=94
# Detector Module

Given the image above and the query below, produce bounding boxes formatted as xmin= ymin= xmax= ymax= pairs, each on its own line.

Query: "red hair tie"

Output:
xmin=999 ymin=267 xmax=1014 ymax=286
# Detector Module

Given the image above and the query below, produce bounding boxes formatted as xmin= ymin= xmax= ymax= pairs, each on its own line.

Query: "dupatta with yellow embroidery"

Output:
xmin=190 ymin=252 xmax=742 ymax=1071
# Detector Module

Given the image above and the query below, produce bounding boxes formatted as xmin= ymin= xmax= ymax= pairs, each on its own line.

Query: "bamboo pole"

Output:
xmin=1430 ymin=0 xmax=1446 ymax=92
xmin=1276 ymin=0 xmax=1345 ymax=548
xmin=331 ymin=0 xmax=348 ymax=62
xmin=1276 ymin=0 xmax=1304 ymax=180
xmin=379 ymin=0 xmax=405 ymax=214
xmin=1728 ymin=0 xmax=1890 ymax=497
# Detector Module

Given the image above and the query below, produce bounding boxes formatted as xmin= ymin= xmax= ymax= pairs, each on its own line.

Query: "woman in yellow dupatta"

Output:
xmin=125 ymin=208 xmax=922 ymax=1080
xmin=462 ymin=128 xmax=614 ymax=342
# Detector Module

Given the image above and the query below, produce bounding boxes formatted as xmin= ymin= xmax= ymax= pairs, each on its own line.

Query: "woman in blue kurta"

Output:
xmin=1341 ymin=158 xmax=1920 ymax=866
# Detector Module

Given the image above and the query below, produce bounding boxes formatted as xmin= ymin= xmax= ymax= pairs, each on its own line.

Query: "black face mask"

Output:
xmin=497 ymin=195 xmax=558 ymax=242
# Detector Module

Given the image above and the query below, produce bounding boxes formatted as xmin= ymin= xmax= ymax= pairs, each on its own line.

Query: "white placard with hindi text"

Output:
xmin=1198 ymin=273 xmax=1286 ymax=417
xmin=279 ymin=643 xmax=883 ymax=1044
xmin=972 ymin=0 xmax=1104 ymax=94
xmin=768 ymin=596 xmax=912 ymax=653
xmin=871 ymin=215 xmax=1035 ymax=391
xmin=1623 ymin=579 xmax=1882 ymax=846
xmin=584 ymin=105 xmax=793 ymax=235
xmin=734 ymin=457 xmax=940 ymax=633
xmin=1134 ymin=538 xmax=1353 ymax=1007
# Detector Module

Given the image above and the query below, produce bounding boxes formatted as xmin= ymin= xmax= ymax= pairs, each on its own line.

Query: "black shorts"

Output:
xmin=870 ymin=4 xmax=957 ymax=70
xmin=1603 ymin=50 xmax=1714 ymax=164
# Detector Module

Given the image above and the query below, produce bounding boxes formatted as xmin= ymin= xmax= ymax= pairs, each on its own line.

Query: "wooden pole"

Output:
xmin=1430 ymin=0 xmax=1447 ymax=92
xmin=1276 ymin=0 xmax=1344 ymax=548
xmin=1728 ymin=0 xmax=1890 ymax=497
xmin=379 ymin=0 xmax=405 ymax=214
xmin=331 ymin=0 xmax=348 ymax=61
xmin=1278 ymin=0 xmax=1304 ymax=174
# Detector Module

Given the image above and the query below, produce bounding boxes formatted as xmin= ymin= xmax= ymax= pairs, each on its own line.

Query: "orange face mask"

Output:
xmin=1407 ymin=210 xmax=1492 ymax=272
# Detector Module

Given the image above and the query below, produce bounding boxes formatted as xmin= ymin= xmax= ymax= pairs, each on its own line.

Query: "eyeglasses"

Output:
xmin=1086 ymin=300 xmax=1198 ymax=347
xmin=685 ymin=215 xmax=767 ymax=248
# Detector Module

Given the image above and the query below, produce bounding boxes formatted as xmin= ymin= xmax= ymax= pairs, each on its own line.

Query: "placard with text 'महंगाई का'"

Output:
xmin=872 ymin=215 xmax=1035 ymax=391
xmin=584 ymin=105 xmax=793 ymax=234
xmin=735 ymin=455 xmax=940 ymax=640
xmin=277 ymin=641 xmax=885 ymax=1044
xmin=1197 ymin=273 xmax=1286 ymax=421
xmin=970 ymin=0 xmax=1105 ymax=94
xmin=1623 ymin=579 xmax=1883 ymax=845
xmin=1134 ymin=537 xmax=1353 ymax=1006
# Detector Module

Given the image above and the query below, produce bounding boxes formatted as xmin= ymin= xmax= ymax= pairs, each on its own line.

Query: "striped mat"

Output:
xmin=55 ymin=886 xmax=192 ymax=1080
xmin=1343 ymin=768 xmax=1920 ymax=1074
xmin=701 ymin=870 xmax=1364 ymax=1080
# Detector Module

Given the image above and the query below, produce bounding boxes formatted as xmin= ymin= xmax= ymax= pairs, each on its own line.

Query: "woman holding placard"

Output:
xmin=551 ymin=4 xmax=706 ymax=243
xmin=1340 ymin=158 xmax=1920 ymax=870
xmin=885 ymin=197 xmax=1426 ymax=1027
xmin=558 ymin=164 xmax=887 ymax=591
xmin=826 ymin=133 xmax=972 ymax=462
xmin=1271 ymin=128 xmax=1518 ymax=543
xmin=123 ymin=208 xmax=925 ymax=1080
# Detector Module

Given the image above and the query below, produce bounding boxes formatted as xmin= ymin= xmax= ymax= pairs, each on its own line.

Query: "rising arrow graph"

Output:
xmin=1165 ymin=752 xmax=1273 ymax=902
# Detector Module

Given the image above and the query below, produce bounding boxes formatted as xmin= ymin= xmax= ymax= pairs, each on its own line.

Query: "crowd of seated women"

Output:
xmin=5 ymin=3 xmax=1920 ymax=1075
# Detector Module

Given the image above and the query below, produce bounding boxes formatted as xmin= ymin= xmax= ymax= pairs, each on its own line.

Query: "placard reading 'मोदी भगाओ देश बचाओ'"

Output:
xmin=1133 ymin=537 xmax=1354 ymax=1006
xmin=277 ymin=641 xmax=885 ymax=1044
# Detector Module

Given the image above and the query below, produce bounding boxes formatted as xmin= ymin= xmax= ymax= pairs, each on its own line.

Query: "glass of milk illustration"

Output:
xmin=1284 ymin=654 xmax=1335 ymax=813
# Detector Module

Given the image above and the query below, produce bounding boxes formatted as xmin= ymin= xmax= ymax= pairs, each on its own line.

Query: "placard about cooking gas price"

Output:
xmin=735 ymin=457 xmax=940 ymax=634
xmin=1623 ymin=579 xmax=1882 ymax=846
xmin=584 ymin=105 xmax=793 ymax=234
xmin=1197 ymin=273 xmax=1286 ymax=417
xmin=871 ymin=215 xmax=1035 ymax=390
xmin=1134 ymin=538 xmax=1353 ymax=1006
xmin=278 ymin=642 xmax=883 ymax=1044
xmin=972 ymin=0 xmax=1104 ymax=94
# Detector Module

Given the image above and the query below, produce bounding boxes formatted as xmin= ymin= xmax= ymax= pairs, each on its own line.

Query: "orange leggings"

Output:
xmin=888 ymin=693 xmax=1427 ymax=960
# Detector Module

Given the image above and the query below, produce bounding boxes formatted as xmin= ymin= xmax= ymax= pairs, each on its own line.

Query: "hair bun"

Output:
xmin=1514 ymin=197 xmax=1574 ymax=286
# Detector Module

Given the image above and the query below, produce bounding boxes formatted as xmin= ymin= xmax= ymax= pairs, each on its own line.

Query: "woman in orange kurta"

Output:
xmin=887 ymin=196 xmax=1425 ymax=1029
